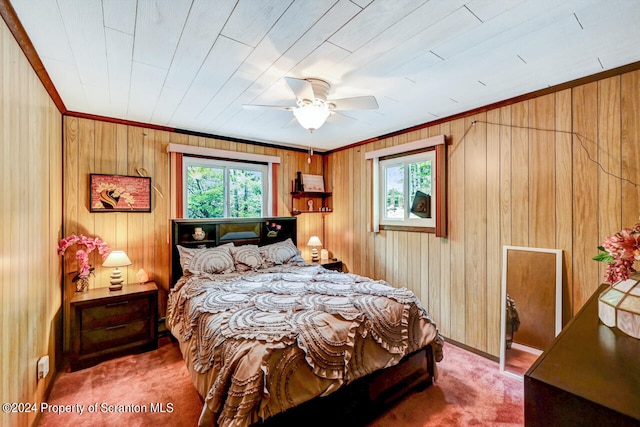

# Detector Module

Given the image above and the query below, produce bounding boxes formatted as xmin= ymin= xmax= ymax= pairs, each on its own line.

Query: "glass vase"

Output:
xmin=75 ymin=276 xmax=89 ymax=292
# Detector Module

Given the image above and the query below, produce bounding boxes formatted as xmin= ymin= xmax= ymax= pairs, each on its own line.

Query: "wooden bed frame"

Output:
xmin=170 ymin=217 xmax=435 ymax=425
xmin=170 ymin=216 xmax=298 ymax=287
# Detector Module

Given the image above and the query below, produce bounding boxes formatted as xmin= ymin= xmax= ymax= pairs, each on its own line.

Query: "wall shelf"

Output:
xmin=291 ymin=191 xmax=333 ymax=197
xmin=290 ymin=191 xmax=332 ymax=215
xmin=291 ymin=210 xmax=332 ymax=216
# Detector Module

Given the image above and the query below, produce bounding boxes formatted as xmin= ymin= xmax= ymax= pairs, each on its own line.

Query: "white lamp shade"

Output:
xmin=307 ymin=236 xmax=322 ymax=247
xmin=102 ymin=250 xmax=132 ymax=267
xmin=293 ymin=103 xmax=330 ymax=131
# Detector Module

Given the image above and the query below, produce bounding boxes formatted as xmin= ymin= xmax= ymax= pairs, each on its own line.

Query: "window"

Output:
xmin=367 ymin=135 xmax=446 ymax=236
xmin=380 ymin=150 xmax=435 ymax=228
xmin=183 ymin=156 xmax=268 ymax=219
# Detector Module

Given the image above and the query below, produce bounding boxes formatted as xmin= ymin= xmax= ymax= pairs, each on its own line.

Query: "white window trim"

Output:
xmin=366 ymin=135 xmax=446 ymax=234
xmin=365 ymin=134 xmax=444 ymax=160
xmin=379 ymin=150 xmax=436 ymax=228
xmin=168 ymin=143 xmax=280 ymax=164
xmin=168 ymin=143 xmax=280 ymax=218
xmin=183 ymin=156 xmax=269 ymax=218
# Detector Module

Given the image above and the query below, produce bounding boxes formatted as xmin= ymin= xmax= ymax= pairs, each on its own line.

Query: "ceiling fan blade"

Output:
xmin=284 ymin=77 xmax=314 ymax=101
xmin=327 ymin=111 xmax=356 ymax=123
xmin=329 ymin=95 xmax=378 ymax=111
xmin=281 ymin=116 xmax=300 ymax=128
xmin=243 ymin=104 xmax=294 ymax=111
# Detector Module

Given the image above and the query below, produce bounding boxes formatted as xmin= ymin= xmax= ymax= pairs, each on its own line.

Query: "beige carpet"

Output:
xmin=37 ymin=338 xmax=523 ymax=427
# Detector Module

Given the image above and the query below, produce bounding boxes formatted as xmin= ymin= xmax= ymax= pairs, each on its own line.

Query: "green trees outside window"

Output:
xmin=380 ymin=149 xmax=435 ymax=228
xmin=184 ymin=158 xmax=266 ymax=219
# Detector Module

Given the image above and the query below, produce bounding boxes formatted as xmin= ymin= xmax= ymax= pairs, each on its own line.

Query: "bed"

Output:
xmin=167 ymin=217 xmax=444 ymax=426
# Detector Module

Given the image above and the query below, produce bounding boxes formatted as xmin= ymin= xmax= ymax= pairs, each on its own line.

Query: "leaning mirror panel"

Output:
xmin=500 ymin=246 xmax=563 ymax=379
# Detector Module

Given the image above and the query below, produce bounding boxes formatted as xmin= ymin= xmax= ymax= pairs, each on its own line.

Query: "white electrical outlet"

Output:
xmin=37 ymin=355 xmax=49 ymax=380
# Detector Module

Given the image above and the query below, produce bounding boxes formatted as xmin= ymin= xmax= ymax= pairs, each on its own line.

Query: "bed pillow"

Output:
xmin=177 ymin=244 xmax=235 ymax=275
xmin=259 ymin=238 xmax=304 ymax=266
xmin=230 ymin=244 xmax=264 ymax=272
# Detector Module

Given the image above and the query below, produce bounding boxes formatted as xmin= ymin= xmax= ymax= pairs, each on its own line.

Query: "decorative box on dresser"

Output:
xmin=70 ymin=282 xmax=158 ymax=371
xmin=524 ymin=284 xmax=640 ymax=426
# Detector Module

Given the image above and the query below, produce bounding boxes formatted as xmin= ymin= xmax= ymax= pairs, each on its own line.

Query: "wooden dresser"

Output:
xmin=524 ymin=284 xmax=640 ymax=426
xmin=70 ymin=282 xmax=158 ymax=371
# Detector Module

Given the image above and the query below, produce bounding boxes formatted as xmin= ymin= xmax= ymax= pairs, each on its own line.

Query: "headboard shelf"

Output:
xmin=170 ymin=217 xmax=297 ymax=286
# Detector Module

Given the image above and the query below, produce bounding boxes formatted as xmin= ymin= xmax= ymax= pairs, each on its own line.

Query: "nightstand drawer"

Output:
xmin=70 ymin=282 xmax=158 ymax=371
xmin=81 ymin=297 xmax=149 ymax=330
xmin=80 ymin=319 xmax=150 ymax=354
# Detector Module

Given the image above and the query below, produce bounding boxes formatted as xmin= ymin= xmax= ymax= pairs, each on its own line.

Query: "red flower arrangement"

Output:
xmin=57 ymin=234 xmax=111 ymax=281
xmin=593 ymin=223 xmax=640 ymax=283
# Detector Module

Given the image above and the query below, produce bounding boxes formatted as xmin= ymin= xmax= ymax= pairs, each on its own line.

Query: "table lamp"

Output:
xmin=307 ymin=236 xmax=322 ymax=262
xmin=102 ymin=250 xmax=132 ymax=291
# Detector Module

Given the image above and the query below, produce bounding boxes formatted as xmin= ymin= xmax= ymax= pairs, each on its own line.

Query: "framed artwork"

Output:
xmin=90 ymin=174 xmax=152 ymax=212
xmin=302 ymin=174 xmax=325 ymax=192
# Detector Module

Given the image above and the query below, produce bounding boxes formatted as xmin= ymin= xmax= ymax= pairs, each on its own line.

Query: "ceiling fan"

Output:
xmin=244 ymin=77 xmax=379 ymax=133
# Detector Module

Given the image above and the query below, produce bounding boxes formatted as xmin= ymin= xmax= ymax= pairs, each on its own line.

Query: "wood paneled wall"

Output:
xmin=0 ymin=20 xmax=63 ymax=427
xmin=325 ymin=70 xmax=640 ymax=357
xmin=62 ymin=117 xmax=323 ymax=349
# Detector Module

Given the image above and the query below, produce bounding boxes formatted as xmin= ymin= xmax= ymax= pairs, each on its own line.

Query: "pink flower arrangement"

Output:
xmin=594 ymin=223 xmax=640 ymax=283
xmin=266 ymin=222 xmax=282 ymax=237
xmin=57 ymin=234 xmax=111 ymax=281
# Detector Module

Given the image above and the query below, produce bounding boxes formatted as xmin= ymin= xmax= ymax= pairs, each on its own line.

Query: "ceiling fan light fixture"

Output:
xmin=293 ymin=101 xmax=330 ymax=132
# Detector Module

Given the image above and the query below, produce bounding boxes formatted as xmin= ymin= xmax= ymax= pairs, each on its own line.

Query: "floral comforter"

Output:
xmin=167 ymin=264 xmax=443 ymax=427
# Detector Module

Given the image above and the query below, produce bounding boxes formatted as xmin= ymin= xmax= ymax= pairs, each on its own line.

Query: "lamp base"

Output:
xmin=311 ymin=247 xmax=319 ymax=262
xmin=109 ymin=268 xmax=124 ymax=291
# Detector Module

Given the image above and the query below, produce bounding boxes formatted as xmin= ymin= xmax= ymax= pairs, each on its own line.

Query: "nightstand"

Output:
xmin=69 ymin=282 xmax=158 ymax=371
xmin=314 ymin=259 xmax=343 ymax=272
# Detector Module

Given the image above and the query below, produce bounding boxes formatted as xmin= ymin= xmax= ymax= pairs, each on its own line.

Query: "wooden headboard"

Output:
xmin=170 ymin=217 xmax=297 ymax=286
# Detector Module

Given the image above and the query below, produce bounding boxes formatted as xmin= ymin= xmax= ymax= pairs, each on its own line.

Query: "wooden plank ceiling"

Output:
xmin=9 ymin=0 xmax=640 ymax=151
